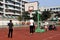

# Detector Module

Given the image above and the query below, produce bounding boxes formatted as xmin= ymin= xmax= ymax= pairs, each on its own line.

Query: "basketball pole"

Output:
xmin=35 ymin=10 xmax=45 ymax=32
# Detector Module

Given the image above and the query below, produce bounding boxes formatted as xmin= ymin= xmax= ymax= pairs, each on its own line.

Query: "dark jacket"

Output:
xmin=8 ymin=23 xmax=13 ymax=29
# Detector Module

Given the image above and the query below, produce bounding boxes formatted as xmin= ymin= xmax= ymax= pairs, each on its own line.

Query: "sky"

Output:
xmin=28 ymin=0 xmax=60 ymax=7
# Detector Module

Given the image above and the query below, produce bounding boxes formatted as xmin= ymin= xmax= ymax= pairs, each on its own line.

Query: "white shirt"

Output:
xmin=44 ymin=22 xmax=49 ymax=25
xmin=30 ymin=19 xmax=34 ymax=26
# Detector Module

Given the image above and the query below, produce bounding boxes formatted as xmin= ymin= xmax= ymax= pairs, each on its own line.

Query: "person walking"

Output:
xmin=8 ymin=20 xmax=13 ymax=38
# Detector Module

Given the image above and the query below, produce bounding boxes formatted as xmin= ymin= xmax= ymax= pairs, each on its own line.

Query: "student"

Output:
xmin=44 ymin=21 xmax=49 ymax=31
xmin=52 ymin=24 xmax=57 ymax=30
xmin=8 ymin=20 xmax=13 ymax=38
xmin=33 ymin=23 xmax=35 ymax=32
xmin=29 ymin=17 xmax=34 ymax=34
xmin=48 ymin=25 xmax=53 ymax=30
xmin=44 ymin=25 xmax=48 ymax=31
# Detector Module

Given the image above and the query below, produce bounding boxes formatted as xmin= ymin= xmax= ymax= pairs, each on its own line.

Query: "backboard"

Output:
xmin=25 ymin=1 xmax=39 ymax=11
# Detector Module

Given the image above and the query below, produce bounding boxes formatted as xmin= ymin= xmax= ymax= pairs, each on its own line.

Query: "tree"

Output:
xmin=41 ymin=11 xmax=51 ymax=21
xmin=33 ymin=13 xmax=37 ymax=21
xmin=18 ymin=11 xmax=30 ymax=21
xmin=22 ymin=12 xmax=30 ymax=21
xmin=18 ymin=15 xmax=22 ymax=21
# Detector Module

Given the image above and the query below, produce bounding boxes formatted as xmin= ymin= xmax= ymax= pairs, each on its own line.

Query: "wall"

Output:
xmin=0 ymin=21 xmax=20 ymax=26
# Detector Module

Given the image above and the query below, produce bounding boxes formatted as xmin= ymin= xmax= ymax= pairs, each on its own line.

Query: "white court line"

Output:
xmin=42 ymin=33 xmax=60 ymax=40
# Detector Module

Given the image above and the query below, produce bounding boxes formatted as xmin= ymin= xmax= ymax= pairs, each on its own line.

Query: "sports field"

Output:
xmin=0 ymin=26 xmax=60 ymax=40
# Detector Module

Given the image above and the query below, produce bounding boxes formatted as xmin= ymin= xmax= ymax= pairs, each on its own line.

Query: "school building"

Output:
xmin=0 ymin=0 xmax=28 ymax=26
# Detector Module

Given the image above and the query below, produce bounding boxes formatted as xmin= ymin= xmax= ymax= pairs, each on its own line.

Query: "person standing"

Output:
xmin=29 ymin=18 xmax=34 ymax=34
xmin=8 ymin=20 xmax=13 ymax=38
xmin=44 ymin=21 xmax=49 ymax=31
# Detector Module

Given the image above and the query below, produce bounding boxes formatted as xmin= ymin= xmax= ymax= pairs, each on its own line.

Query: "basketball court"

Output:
xmin=0 ymin=26 xmax=60 ymax=40
xmin=0 ymin=1 xmax=60 ymax=40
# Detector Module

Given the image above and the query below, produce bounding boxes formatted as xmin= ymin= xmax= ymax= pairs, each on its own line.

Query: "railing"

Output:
xmin=15 ymin=8 xmax=19 ymax=10
xmin=5 ymin=12 xmax=14 ymax=14
xmin=5 ymin=2 xmax=14 ymax=5
xmin=5 ymin=7 xmax=15 ymax=11
xmin=0 ymin=1 xmax=4 ymax=4
xmin=15 ymin=4 xmax=20 ymax=7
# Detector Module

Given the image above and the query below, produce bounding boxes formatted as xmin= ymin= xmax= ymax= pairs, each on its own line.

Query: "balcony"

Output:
xmin=15 ymin=8 xmax=20 ymax=12
xmin=9 ymin=7 xmax=14 ymax=9
xmin=0 ymin=11 xmax=4 ymax=13
xmin=0 ymin=6 xmax=4 ymax=8
xmin=0 ymin=1 xmax=4 ymax=4
xmin=5 ymin=12 xmax=14 ymax=15
xmin=14 ymin=16 xmax=19 ymax=18
xmin=15 ymin=8 xmax=19 ymax=10
xmin=15 ymin=4 xmax=20 ymax=7
xmin=15 ymin=8 xmax=20 ymax=11
xmin=15 ymin=0 xmax=20 ymax=3
xmin=0 ymin=8 xmax=3 ymax=13
xmin=0 ymin=3 xmax=3 ymax=7
xmin=5 ymin=2 xmax=15 ymax=6
xmin=15 ymin=13 xmax=20 ymax=15
xmin=6 ymin=7 xmax=15 ymax=10
xmin=11 ymin=16 xmax=15 ymax=19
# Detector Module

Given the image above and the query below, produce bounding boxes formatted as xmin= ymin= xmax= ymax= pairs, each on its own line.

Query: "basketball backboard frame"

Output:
xmin=25 ymin=1 xmax=39 ymax=12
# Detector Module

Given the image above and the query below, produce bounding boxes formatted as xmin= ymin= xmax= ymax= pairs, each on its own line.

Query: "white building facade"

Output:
xmin=40 ymin=6 xmax=60 ymax=12
xmin=0 ymin=0 xmax=28 ymax=26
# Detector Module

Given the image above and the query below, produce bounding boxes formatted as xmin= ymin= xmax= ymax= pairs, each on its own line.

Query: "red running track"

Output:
xmin=0 ymin=26 xmax=60 ymax=40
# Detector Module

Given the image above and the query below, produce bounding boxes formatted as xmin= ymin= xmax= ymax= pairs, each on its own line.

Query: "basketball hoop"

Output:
xmin=28 ymin=10 xmax=32 ymax=13
xmin=28 ymin=6 xmax=34 ymax=13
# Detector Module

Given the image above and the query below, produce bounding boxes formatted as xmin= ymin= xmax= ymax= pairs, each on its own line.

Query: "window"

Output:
xmin=53 ymin=8 xmax=55 ymax=10
xmin=50 ymin=8 xmax=52 ymax=11
xmin=56 ymin=8 xmax=58 ymax=10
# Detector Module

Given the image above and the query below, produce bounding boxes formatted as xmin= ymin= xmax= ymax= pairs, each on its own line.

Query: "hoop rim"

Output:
xmin=28 ymin=6 xmax=34 ymax=12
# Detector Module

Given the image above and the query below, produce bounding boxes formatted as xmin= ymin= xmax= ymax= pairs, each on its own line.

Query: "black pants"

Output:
xmin=8 ymin=29 xmax=13 ymax=38
xmin=52 ymin=27 xmax=57 ymax=30
xmin=30 ymin=25 xmax=34 ymax=33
